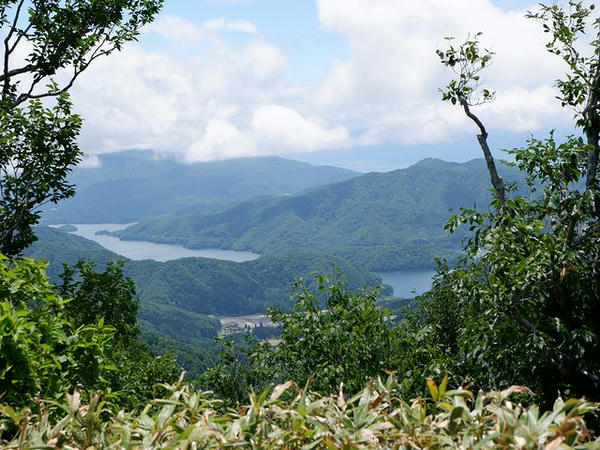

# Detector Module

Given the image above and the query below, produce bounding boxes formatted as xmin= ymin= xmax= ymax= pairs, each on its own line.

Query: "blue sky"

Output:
xmin=71 ymin=0 xmax=580 ymax=172
xmin=159 ymin=0 xmax=349 ymax=84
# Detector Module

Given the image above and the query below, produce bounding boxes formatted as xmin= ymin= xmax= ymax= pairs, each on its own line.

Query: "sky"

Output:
xmin=67 ymin=0 xmax=584 ymax=172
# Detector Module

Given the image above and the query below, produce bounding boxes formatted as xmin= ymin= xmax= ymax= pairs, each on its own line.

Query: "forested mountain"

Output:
xmin=116 ymin=158 xmax=524 ymax=270
xmin=42 ymin=151 xmax=359 ymax=223
xmin=25 ymin=226 xmax=385 ymax=324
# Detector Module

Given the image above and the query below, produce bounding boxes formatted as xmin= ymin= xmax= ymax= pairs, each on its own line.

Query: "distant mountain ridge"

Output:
xmin=115 ymin=158 xmax=525 ymax=270
xmin=42 ymin=151 xmax=360 ymax=223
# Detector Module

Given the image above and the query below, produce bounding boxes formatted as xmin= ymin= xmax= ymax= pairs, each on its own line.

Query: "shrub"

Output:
xmin=0 ymin=377 xmax=598 ymax=448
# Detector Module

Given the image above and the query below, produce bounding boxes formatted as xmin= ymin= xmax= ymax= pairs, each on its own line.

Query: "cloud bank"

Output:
xmin=70 ymin=1 xmax=573 ymax=163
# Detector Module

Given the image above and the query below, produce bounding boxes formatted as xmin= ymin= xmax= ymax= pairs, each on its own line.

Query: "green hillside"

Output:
xmin=116 ymin=158 xmax=524 ymax=270
xmin=25 ymin=226 xmax=386 ymax=317
xmin=42 ymin=151 xmax=359 ymax=223
xmin=25 ymin=227 xmax=386 ymax=376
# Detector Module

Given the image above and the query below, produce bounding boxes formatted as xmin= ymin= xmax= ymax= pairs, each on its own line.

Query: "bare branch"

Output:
xmin=2 ymin=0 xmax=26 ymax=96
xmin=458 ymin=96 xmax=506 ymax=204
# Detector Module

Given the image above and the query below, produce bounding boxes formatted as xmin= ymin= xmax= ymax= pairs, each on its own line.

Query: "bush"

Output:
xmin=412 ymin=134 xmax=600 ymax=405
xmin=1 ymin=376 xmax=598 ymax=448
xmin=0 ymin=256 xmax=179 ymax=411
xmin=200 ymin=274 xmax=450 ymax=404
xmin=0 ymin=256 xmax=115 ymax=407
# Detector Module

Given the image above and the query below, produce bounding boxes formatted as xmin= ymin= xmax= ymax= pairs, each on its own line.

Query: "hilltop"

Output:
xmin=116 ymin=158 xmax=524 ymax=270
xmin=42 ymin=151 xmax=359 ymax=223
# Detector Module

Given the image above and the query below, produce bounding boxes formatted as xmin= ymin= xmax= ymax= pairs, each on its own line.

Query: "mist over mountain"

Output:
xmin=43 ymin=151 xmax=360 ymax=223
xmin=116 ymin=158 xmax=524 ymax=270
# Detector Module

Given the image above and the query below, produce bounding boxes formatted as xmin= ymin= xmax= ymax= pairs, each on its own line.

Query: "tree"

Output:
xmin=58 ymin=259 xmax=180 ymax=408
xmin=59 ymin=260 xmax=139 ymax=341
xmin=0 ymin=92 xmax=81 ymax=255
xmin=1 ymin=0 xmax=163 ymax=107
xmin=436 ymin=34 xmax=506 ymax=204
xmin=265 ymin=275 xmax=402 ymax=395
xmin=0 ymin=256 xmax=116 ymax=407
xmin=199 ymin=274 xmax=425 ymax=403
xmin=527 ymin=2 xmax=600 ymax=193
xmin=415 ymin=1 xmax=600 ymax=404
xmin=0 ymin=0 xmax=163 ymax=256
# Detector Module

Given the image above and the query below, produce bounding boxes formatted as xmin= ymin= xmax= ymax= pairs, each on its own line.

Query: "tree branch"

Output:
xmin=583 ymin=55 xmax=600 ymax=191
xmin=459 ymin=96 xmax=506 ymax=204
xmin=2 ymin=0 xmax=26 ymax=96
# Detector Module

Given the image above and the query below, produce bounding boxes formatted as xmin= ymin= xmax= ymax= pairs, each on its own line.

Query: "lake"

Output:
xmin=68 ymin=223 xmax=261 ymax=262
xmin=376 ymin=269 xmax=435 ymax=298
xmin=65 ymin=224 xmax=434 ymax=295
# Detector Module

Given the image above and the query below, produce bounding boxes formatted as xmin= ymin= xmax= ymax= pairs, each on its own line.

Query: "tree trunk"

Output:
xmin=460 ymin=97 xmax=506 ymax=205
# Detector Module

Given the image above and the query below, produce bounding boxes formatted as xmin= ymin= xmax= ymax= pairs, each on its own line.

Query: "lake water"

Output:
xmin=376 ymin=269 xmax=435 ymax=298
xmin=64 ymin=224 xmax=434 ymax=295
xmin=68 ymin=223 xmax=261 ymax=263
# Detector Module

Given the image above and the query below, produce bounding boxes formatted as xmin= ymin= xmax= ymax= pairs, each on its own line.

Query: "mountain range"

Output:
xmin=43 ymin=151 xmax=359 ymax=223
xmin=115 ymin=158 xmax=524 ymax=270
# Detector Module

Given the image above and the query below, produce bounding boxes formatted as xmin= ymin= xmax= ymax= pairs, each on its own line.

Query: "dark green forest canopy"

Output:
xmin=25 ymin=227 xmax=386 ymax=330
xmin=116 ymin=158 xmax=526 ymax=270
xmin=25 ymin=227 xmax=386 ymax=377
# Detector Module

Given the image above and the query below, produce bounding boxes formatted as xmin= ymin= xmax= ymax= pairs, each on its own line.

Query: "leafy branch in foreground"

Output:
xmin=199 ymin=273 xmax=446 ymax=404
xmin=0 ymin=0 xmax=163 ymax=256
xmin=527 ymin=1 xmax=600 ymax=192
xmin=437 ymin=33 xmax=506 ymax=204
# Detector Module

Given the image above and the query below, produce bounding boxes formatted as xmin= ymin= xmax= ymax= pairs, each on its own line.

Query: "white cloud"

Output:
xmin=78 ymin=154 xmax=102 ymax=169
xmin=240 ymin=42 xmax=286 ymax=80
xmin=70 ymin=1 xmax=577 ymax=164
xmin=185 ymin=105 xmax=349 ymax=162
xmin=203 ymin=18 xmax=258 ymax=34
xmin=186 ymin=119 xmax=250 ymax=162
xmin=251 ymin=105 xmax=349 ymax=152
xmin=71 ymin=20 xmax=290 ymax=156
xmin=315 ymin=0 xmax=570 ymax=145
xmin=203 ymin=0 xmax=251 ymax=4
xmin=151 ymin=15 xmax=204 ymax=41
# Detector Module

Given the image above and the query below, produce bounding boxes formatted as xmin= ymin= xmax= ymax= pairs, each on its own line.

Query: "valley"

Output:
xmin=113 ymin=158 xmax=525 ymax=271
xmin=30 ymin=153 xmax=530 ymax=379
xmin=61 ymin=222 xmax=433 ymax=298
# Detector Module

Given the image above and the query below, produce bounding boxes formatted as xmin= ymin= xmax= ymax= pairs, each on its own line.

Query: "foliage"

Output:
xmin=140 ymin=328 xmax=215 ymax=380
xmin=526 ymin=2 xmax=600 ymax=131
xmin=200 ymin=274 xmax=449 ymax=405
xmin=266 ymin=275 xmax=401 ymax=395
xmin=59 ymin=259 xmax=138 ymax=340
xmin=1 ymin=376 xmax=598 ymax=448
xmin=0 ymin=256 xmax=115 ymax=407
xmin=198 ymin=336 xmax=272 ymax=406
xmin=526 ymin=1 xmax=600 ymax=203
xmin=56 ymin=259 xmax=180 ymax=409
xmin=25 ymin=228 xmax=395 ymax=379
xmin=0 ymin=254 xmax=178 ymax=411
xmin=415 ymin=134 xmax=600 ymax=404
xmin=138 ymin=303 xmax=221 ymax=346
xmin=0 ymin=0 xmax=163 ymax=107
xmin=0 ymin=0 xmax=162 ymax=256
xmin=412 ymin=1 xmax=600 ymax=406
xmin=436 ymin=33 xmax=496 ymax=106
xmin=0 ymin=93 xmax=81 ymax=256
